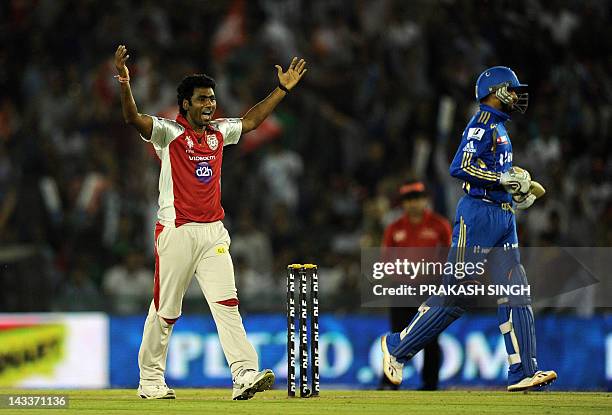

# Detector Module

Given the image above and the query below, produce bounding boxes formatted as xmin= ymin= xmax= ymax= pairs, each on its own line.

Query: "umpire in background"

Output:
xmin=378 ymin=180 xmax=451 ymax=390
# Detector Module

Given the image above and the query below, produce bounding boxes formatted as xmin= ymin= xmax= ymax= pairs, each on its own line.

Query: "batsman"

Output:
xmin=381 ymin=66 xmax=557 ymax=391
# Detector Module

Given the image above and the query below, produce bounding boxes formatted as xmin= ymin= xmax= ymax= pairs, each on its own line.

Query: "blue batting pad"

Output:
xmin=387 ymin=300 xmax=464 ymax=363
xmin=498 ymin=304 xmax=538 ymax=384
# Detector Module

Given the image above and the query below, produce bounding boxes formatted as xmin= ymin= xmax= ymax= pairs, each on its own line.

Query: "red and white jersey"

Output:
xmin=142 ymin=114 xmax=242 ymax=227
xmin=382 ymin=210 xmax=451 ymax=248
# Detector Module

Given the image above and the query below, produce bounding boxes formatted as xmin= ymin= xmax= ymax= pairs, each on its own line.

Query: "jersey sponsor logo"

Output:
xmin=496 ymin=135 xmax=508 ymax=144
xmin=195 ymin=161 xmax=214 ymax=184
xmin=473 ymin=245 xmax=491 ymax=254
xmin=498 ymin=151 xmax=512 ymax=166
xmin=467 ymin=127 xmax=485 ymax=141
xmin=189 ymin=155 xmax=216 ymax=162
xmin=206 ymin=133 xmax=219 ymax=151
xmin=503 ymin=242 xmax=519 ymax=251
xmin=463 ymin=141 xmax=476 ymax=153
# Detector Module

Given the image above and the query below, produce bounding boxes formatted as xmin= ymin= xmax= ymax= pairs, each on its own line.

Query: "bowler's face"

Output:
xmin=186 ymin=87 xmax=217 ymax=127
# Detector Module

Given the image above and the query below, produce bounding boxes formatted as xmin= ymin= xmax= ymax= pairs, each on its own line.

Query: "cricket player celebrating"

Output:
xmin=113 ymin=45 xmax=306 ymax=400
xmin=381 ymin=67 xmax=557 ymax=391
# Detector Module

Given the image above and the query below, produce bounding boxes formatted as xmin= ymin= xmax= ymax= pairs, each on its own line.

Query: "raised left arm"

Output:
xmin=241 ymin=57 xmax=307 ymax=134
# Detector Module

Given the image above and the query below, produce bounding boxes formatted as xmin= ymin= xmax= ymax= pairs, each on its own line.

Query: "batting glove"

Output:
xmin=500 ymin=166 xmax=531 ymax=194
xmin=513 ymin=192 xmax=536 ymax=210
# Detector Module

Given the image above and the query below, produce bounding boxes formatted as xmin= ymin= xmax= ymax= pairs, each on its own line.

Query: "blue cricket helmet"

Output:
xmin=475 ymin=66 xmax=528 ymax=113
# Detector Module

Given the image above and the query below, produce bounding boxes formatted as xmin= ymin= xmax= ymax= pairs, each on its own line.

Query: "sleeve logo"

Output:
xmin=496 ymin=135 xmax=509 ymax=144
xmin=467 ymin=127 xmax=485 ymax=141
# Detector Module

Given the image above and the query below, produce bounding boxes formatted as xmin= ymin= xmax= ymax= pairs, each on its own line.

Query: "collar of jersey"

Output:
xmin=479 ymin=104 xmax=510 ymax=122
xmin=175 ymin=114 xmax=215 ymax=134
xmin=175 ymin=113 xmax=192 ymax=130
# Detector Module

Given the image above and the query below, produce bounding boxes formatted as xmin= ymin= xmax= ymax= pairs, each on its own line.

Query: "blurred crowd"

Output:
xmin=0 ymin=0 xmax=610 ymax=314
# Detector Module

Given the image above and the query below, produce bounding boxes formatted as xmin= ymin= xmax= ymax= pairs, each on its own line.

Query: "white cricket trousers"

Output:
xmin=138 ymin=221 xmax=258 ymax=385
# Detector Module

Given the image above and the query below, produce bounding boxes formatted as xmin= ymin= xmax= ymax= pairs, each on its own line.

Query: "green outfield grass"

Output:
xmin=0 ymin=389 xmax=610 ymax=415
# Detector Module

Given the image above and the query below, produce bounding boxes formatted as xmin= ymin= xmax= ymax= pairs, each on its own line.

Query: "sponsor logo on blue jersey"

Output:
xmin=467 ymin=127 xmax=485 ymax=141
xmin=463 ymin=141 xmax=476 ymax=153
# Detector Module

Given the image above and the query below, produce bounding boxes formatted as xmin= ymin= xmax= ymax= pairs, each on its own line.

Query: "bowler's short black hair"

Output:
xmin=177 ymin=74 xmax=216 ymax=116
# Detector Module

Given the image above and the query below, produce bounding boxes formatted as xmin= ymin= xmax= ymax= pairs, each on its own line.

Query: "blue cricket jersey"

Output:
xmin=449 ymin=104 xmax=514 ymax=204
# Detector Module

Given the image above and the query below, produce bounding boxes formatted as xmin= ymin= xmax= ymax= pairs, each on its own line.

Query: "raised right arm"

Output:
xmin=114 ymin=45 xmax=153 ymax=139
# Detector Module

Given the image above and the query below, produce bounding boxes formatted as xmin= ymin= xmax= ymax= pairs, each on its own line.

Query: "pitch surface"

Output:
xmin=0 ymin=389 xmax=609 ymax=414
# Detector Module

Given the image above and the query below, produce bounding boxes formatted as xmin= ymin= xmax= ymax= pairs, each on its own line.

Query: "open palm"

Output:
xmin=275 ymin=58 xmax=307 ymax=91
xmin=114 ymin=45 xmax=130 ymax=78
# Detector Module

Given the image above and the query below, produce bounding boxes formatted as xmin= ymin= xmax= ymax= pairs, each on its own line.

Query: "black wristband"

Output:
xmin=278 ymin=84 xmax=290 ymax=93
